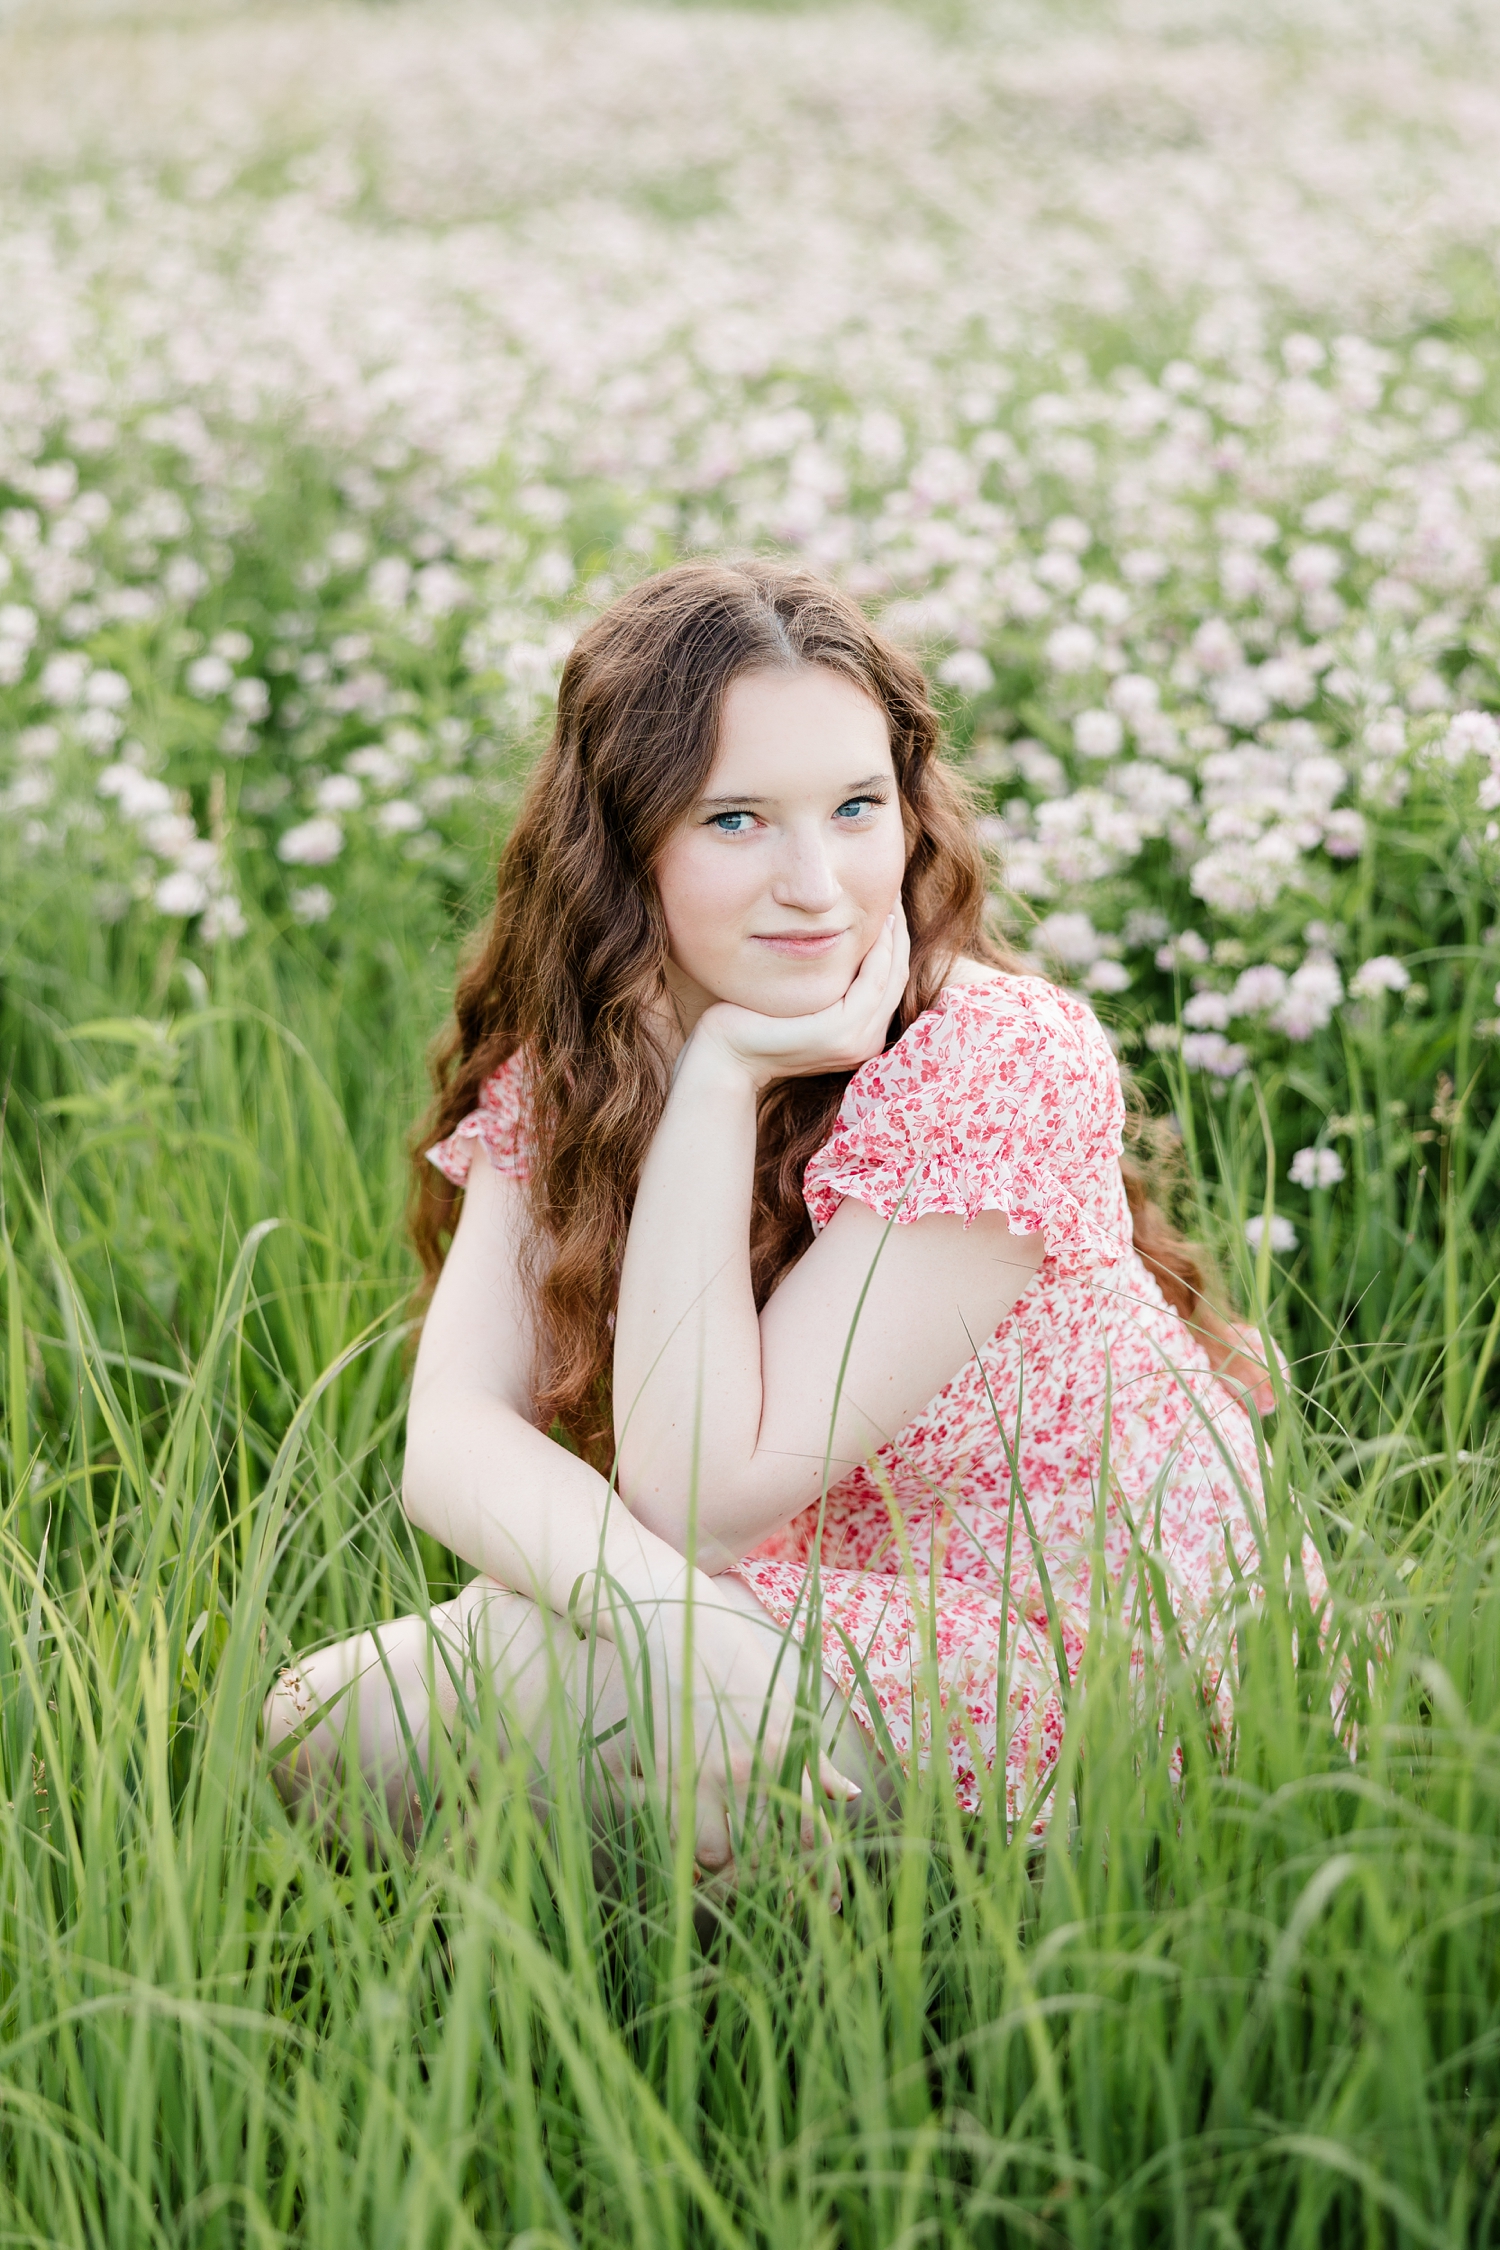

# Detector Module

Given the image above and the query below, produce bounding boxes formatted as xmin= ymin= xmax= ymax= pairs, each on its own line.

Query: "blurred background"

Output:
xmin=3 ymin=0 xmax=1499 ymax=1444
xmin=4 ymin=7 xmax=1500 ymax=2243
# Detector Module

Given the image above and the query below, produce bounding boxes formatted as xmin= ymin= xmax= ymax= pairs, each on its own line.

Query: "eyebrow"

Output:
xmin=696 ymin=772 xmax=891 ymax=810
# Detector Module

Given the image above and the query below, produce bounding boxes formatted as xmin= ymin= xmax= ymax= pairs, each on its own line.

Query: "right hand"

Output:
xmin=687 ymin=906 xmax=911 ymax=1096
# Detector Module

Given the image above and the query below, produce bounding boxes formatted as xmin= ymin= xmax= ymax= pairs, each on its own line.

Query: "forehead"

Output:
xmin=708 ymin=665 xmax=893 ymax=789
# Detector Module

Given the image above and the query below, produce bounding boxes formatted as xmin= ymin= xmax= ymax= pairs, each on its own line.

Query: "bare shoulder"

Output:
xmin=939 ymin=954 xmax=1005 ymax=992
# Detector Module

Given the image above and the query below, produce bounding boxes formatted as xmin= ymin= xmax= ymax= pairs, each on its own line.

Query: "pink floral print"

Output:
xmin=429 ymin=975 xmax=1279 ymax=1829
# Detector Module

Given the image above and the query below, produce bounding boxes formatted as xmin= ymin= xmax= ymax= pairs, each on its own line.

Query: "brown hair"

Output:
xmin=411 ymin=558 xmax=1229 ymax=1457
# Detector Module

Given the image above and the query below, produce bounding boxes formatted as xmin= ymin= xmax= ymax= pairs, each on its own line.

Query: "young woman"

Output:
xmin=265 ymin=558 xmax=1278 ymax=1878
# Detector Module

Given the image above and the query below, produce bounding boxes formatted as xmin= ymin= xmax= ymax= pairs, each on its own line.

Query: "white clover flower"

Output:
xmin=1322 ymin=809 xmax=1367 ymax=858
xmin=1182 ymin=989 xmax=1234 ymax=1030
xmin=40 ymin=652 xmax=89 ymax=706
xmin=0 ymin=772 xmax=53 ymax=814
xmin=212 ymin=628 xmax=253 ymax=662
xmin=368 ymin=556 xmax=412 ymax=610
xmin=290 ymin=884 xmax=336 ymax=924
xmin=1044 ymin=623 xmax=1098 ymax=674
xmin=345 ymin=743 xmax=411 ymax=789
xmin=1245 ymin=1214 xmax=1298 ymax=1253
xmin=937 ymin=648 xmax=994 ymax=695
xmin=1044 ymin=515 xmax=1090 ymax=553
xmin=1283 ymin=334 xmax=1325 ymax=374
xmin=154 ymin=869 xmax=210 ymax=917
xmin=185 ymin=653 xmax=234 ymax=698
xmin=1190 ymin=618 xmax=1243 ymax=676
xmin=1287 ymin=542 xmax=1342 ymax=594
xmin=1113 ymin=760 xmax=1191 ymax=827
xmin=1219 ymin=549 xmax=1270 ymax=605
xmin=1289 ymin=1146 xmax=1345 ymax=1190
xmin=0 ymin=603 xmax=38 ymax=644
xmin=278 ymin=816 xmax=344 ymax=866
xmin=1033 ymin=911 xmax=1101 ymax=967
xmin=84 ymin=668 xmax=131 ymax=708
xmin=1257 ymin=656 xmax=1314 ymax=710
xmin=174 ymin=837 xmax=220 ymax=879
xmin=230 ymin=676 xmax=270 ymax=720
xmin=1349 ymin=955 xmax=1411 ymax=999
xmin=1014 ymin=740 xmax=1067 ymax=795
xmin=1173 ymin=930 xmax=1210 ymax=966
xmin=1181 ymin=1031 xmax=1250 ymax=1077
xmin=201 ymin=893 xmax=248 ymax=941
xmin=314 ymin=774 xmax=363 ymax=813
xmin=1077 ymin=582 xmax=1130 ymax=627
xmin=1084 ymin=959 xmax=1132 ymax=994
xmin=144 ymin=812 xmax=199 ymax=859
xmin=1438 ymin=710 xmax=1500 ymax=766
xmin=99 ymin=765 xmax=173 ymax=821
xmin=1106 ymin=673 xmax=1159 ymax=725
xmin=1272 ymin=997 xmax=1327 ymax=1041
xmin=1036 ymin=550 xmax=1083 ymax=595
xmin=1229 ymin=964 xmax=1288 ymax=1015
xmin=1271 ymin=952 xmax=1344 ymax=1040
xmin=414 ymin=562 xmax=471 ymax=615
xmin=1211 ymin=673 xmax=1272 ymax=731
xmin=327 ymin=528 xmax=369 ymax=569
xmin=1190 ymin=838 xmax=1294 ymax=917
xmin=164 ymin=557 xmax=208 ymax=603
xmin=997 ymin=840 xmax=1052 ymax=897
xmin=1120 ymin=549 xmax=1169 ymax=586
xmin=374 ymin=798 xmax=424 ymax=836
xmin=77 ymin=708 xmax=124 ymax=753
xmin=1073 ymin=708 xmax=1122 ymax=759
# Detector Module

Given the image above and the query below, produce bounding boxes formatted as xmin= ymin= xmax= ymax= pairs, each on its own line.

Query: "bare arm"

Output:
xmin=403 ymin=1145 xmax=728 ymax=1646
xmin=613 ymin=922 xmax=1046 ymax=1568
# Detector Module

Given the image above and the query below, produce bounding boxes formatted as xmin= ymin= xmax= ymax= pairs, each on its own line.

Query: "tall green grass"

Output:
xmin=3 ymin=818 xmax=1500 ymax=2246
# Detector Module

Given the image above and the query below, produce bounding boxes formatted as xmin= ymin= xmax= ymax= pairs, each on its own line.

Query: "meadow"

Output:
xmin=2 ymin=0 xmax=1500 ymax=2240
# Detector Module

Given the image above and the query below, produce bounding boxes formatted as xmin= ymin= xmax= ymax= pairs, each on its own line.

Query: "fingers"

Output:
xmin=692 ymin=1807 xmax=736 ymax=1876
xmin=818 ymin=1750 xmax=862 ymax=1805
xmin=840 ymin=904 xmax=908 ymax=1048
xmin=801 ymin=1767 xmax=844 ymax=1915
xmin=874 ymin=903 xmax=911 ymax=1018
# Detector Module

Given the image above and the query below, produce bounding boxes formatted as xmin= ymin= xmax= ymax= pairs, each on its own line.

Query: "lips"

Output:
xmin=750 ymin=930 xmax=847 ymax=957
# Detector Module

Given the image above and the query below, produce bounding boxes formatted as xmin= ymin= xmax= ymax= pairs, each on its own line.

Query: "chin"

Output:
xmin=738 ymin=968 xmax=852 ymax=1018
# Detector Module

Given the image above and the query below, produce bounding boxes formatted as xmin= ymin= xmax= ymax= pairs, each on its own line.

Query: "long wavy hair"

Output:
xmin=412 ymin=558 xmax=1223 ymax=1458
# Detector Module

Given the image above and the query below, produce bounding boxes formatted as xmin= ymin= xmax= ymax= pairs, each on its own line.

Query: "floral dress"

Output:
xmin=429 ymin=975 xmax=1275 ymax=1828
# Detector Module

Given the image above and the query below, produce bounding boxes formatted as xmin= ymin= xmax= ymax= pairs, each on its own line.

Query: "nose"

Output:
xmin=771 ymin=822 xmax=842 ymax=913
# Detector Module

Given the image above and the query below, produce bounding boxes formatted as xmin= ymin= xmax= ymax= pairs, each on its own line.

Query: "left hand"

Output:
xmin=687 ymin=906 xmax=911 ymax=1094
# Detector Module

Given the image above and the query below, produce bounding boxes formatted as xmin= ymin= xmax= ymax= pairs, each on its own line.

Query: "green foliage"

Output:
xmin=2 ymin=3 xmax=1500 ymax=2239
xmin=1 ymin=587 xmax=1498 ymax=2248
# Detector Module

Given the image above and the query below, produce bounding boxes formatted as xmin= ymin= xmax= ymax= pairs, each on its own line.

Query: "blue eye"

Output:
xmin=834 ymin=796 xmax=881 ymax=820
xmin=709 ymin=810 xmax=756 ymax=834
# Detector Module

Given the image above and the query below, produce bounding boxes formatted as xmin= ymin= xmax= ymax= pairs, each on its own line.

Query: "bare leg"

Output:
xmin=263 ymin=1571 xmax=888 ymax=1850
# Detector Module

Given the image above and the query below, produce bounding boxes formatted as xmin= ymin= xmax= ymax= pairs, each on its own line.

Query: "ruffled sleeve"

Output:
xmin=801 ymin=976 xmax=1127 ymax=1274
xmin=426 ymin=1049 xmax=532 ymax=1185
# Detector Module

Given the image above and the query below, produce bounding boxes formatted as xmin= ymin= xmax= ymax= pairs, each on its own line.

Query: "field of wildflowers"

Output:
xmin=3 ymin=1 xmax=1500 ymax=2241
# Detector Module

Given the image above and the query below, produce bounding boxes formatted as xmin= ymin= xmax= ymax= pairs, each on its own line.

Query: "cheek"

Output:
xmin=656 ymin=839 xmax=756 ymax=967
xmin=847 ymin=817 xmax=909 ymax=909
